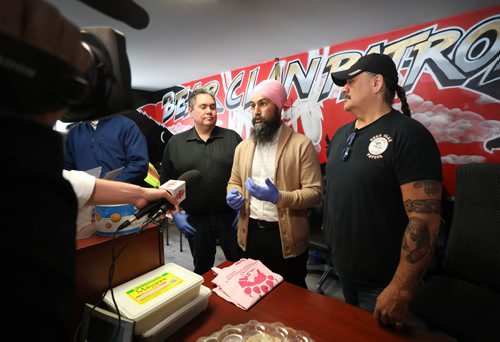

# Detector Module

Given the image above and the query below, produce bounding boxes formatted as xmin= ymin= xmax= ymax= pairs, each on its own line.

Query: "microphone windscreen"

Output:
xmin=178 ymin=170 xmax=202 ymax=187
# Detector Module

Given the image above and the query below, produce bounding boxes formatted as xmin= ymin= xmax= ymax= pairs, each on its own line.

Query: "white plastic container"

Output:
xmin=138 ymin=285 xmax=211 ymax=341
xmin=103 ymin=263 xmax=203 ymax=335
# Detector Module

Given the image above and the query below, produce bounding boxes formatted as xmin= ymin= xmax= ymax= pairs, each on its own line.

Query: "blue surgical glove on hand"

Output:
xmin=172 ymin=211 xmax=196 ymax=236
xmin=226 ymin=189 xmax=245 ymax=210
xmin=245 ymin=177 xmax=280 ymax=203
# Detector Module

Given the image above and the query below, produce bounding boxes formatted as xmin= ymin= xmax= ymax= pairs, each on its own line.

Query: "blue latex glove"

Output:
xmin=172 ymin=211 xmax=196 ymax=236
xmin=245 ymin=177 xmax=280 ymax=203
xmin=226 ymin=189 xmax=245 ymax=210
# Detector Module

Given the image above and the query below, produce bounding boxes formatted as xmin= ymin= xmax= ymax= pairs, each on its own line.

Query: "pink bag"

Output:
xmin=211 ymin=258 xmax=283 ymax=310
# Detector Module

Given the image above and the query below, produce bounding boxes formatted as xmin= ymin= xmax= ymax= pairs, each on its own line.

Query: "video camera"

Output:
xmin=65 ymin=27 xmax=133 ymax=122
xmin=0 ymin=26 xmax=133 ymax=122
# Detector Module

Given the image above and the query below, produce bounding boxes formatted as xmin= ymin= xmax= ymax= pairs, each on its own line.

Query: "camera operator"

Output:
xmin=0 ymin=0 xmax=90 ymax=339
xmin=1 ymin=1 xmax=173 ymax=339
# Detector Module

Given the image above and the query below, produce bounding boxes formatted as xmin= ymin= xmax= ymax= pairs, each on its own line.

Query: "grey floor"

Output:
xmin=161 ymin=221 xmax=454 ymax=340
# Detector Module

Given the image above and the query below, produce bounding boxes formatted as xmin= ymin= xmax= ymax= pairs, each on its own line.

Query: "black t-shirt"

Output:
xmin=323 ymin=110 xmax=442 ymax=287
xmin=161 ymin=126 xmax=242 ymax=216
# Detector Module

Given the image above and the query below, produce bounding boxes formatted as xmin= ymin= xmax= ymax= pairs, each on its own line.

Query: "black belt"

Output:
xmin=249 ymin=218 xmax=279 ymax=229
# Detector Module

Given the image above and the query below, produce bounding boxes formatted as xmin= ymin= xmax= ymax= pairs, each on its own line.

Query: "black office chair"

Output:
xmin=307 ymin=201 xmax=337 ymax=294
xmin=410 ymin=163 xmax=500 ymax=341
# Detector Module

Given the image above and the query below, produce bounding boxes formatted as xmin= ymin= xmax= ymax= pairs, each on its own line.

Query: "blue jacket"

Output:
xmin=64 ymin=115 xmax=149 ymax=185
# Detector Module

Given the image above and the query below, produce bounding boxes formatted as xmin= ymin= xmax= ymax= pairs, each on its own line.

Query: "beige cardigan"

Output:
xmin=227 ymin=125 xmax=323 ymax=258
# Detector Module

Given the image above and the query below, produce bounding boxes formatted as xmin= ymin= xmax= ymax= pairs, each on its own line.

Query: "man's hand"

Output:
xmin=226 ymin=189 xmax=245 ymax=210
xmin=245 ymin=177 xmax=280 ymax=203
xmin=172 ymin=211 xmax=196 ymax=236
xmin=373 ymin=283 xmax=412 ymax=330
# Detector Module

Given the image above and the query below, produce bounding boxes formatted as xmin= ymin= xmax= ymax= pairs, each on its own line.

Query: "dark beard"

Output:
xmin=251 ymin=113 xmax=282 ymax=144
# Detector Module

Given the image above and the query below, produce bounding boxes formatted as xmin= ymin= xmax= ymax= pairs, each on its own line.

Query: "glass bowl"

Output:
xmin=196 ymin=320 xmax=313 ymax=342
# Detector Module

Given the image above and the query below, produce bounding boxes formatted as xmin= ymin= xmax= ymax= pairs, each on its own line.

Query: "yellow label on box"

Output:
xmin=126 ymin=272 xmax=184 ymax=305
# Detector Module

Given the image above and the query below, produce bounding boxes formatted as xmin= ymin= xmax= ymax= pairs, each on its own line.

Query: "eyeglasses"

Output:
xmin=342 ymin=130 xmax=357 ymax=161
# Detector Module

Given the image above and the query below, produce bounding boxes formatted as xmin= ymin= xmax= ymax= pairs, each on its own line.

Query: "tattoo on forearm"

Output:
xmin=414 ymin=180 xmax=441 ymax=196
xmin=402 ymin=217 xmax=430 ymax=264
xmin=404 ymin=199 xmax=441 ymax=214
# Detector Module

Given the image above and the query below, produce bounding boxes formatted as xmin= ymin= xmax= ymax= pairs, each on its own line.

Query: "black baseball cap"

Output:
xmin=330 ymin=53 xmax=398 ymax=86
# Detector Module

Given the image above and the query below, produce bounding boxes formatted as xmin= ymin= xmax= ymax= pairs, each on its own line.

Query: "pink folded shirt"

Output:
xmin=211 ymin=258 xmax=283 ymax=310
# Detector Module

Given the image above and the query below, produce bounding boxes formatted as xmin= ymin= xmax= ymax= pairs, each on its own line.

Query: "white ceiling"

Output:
xmin=48 ymin=0 xmax=498 ymax=91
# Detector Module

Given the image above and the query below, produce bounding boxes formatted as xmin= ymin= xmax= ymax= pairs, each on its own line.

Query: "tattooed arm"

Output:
xmin=374 ymin=180 xmax=442 ymax=328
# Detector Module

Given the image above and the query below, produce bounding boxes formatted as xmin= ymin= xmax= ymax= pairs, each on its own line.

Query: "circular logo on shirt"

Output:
xmin=367 ymin=134 xmax=392 ymax=159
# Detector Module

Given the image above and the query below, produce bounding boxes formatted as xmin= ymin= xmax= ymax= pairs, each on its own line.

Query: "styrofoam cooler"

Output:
xmin=137 ymin=285 xmax=211 ymax=341
xmin=103 ymin=263 xmax=203 ymax=335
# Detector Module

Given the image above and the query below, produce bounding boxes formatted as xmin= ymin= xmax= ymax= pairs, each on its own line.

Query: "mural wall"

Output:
xmin=138 ymin=6 xmax=500 ymax=197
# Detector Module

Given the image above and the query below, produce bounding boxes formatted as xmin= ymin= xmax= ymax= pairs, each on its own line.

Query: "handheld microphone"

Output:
xmin=116 ymin=169 xmax=201 ymax=231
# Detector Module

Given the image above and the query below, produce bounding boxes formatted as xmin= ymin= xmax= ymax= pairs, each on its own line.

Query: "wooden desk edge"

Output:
xmin=171 ymin=261 xmax=453 ymax=342
xmin=76 ymin=223 xmax=160 ymax=250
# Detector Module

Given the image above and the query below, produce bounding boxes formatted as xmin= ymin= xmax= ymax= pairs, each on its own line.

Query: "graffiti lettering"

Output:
xmin=161 ymin=91 xmax=175 ymax=124
xmin=225 ymin=71 xmax=244 ymax=110
xmin=283 ymin=57 xmax=321 ymax=99
xmin=155 ymin=14 xmax=499 ymax=123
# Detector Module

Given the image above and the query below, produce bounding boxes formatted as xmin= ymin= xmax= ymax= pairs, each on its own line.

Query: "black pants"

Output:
xmin=243 ymin=218 xmax=308 ymax=288
xmin=186 ymin=211 xmax=241 ymax=275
